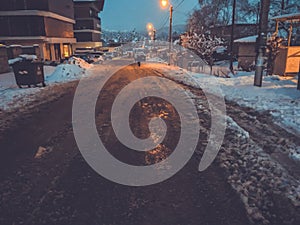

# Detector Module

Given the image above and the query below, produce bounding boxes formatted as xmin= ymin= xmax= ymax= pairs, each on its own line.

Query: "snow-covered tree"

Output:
xmin=181 ymin=32 xmax=226 ymax=64
xmin=191 ymin=0 xmax=300 ymax=31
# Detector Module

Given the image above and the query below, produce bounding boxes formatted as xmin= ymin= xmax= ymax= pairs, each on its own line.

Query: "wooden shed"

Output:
xmin=234 ymin=35 xmax=257 ymax=71
xmin=272 ymin=13 xmax=300 ymax=75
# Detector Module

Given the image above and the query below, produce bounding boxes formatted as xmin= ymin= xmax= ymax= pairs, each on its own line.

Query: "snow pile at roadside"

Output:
xmin=149 ymin=63 xmax=300 ymax=136
xmin=195 ymin=73 xmax=300 ymax=136
xmin=0 ymin=66 xmax=56 ymax=111
xmin=0 ymin=87 xmax=44 ymax=111
xmin=46 ymin=57 xmax=92 ymax=83
xmin=46 ymin=64 xmax=86 ymax=82
xmin=67 ymin=56 xmax=92 ymax=69
xmin=186 ymin=88 xmax=300 ymax=224
xmin=0 ymin=57 xmax=92 ymax=111
xmin=223 ymin=117 xmax=300 ymax=224
xmin=147 ymin=57 xmax=167 ymax=63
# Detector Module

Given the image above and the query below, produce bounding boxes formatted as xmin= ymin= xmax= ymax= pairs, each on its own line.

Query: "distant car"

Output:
xmin=211 ymin=46 xmax=230 ymax=62
xmin=104 ymin=52 xmax=114 ymax=60
xmin=73 ymin=54 xmax=94 ymax=63
xmin=88 ymin=53 xmax=104 ymax=63
xmin=134 ymin=52 xmax=146 ymax=62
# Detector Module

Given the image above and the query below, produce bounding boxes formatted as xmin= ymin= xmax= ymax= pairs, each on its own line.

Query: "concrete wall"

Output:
xmin=7 ymin=45 xmax=41 ymax=60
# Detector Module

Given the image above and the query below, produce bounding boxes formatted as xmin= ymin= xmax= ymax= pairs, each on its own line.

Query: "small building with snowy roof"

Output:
xmin=234 ymin=35 xmax=258 ymax=71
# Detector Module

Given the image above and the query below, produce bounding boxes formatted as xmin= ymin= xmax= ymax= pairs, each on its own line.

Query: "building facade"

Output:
xmin=73 ymin=0 xmax=104 ymax=50
xmin=0 ymin=0 xmax=76 ymax=61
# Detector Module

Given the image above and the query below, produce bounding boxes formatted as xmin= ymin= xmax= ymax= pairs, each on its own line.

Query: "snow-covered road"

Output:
xmin=0 ymin=60 xmax=299 ymax=224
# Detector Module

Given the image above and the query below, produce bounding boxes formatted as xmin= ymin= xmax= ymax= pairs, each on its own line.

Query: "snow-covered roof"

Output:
xmin=271 ymin=12 xmax=300 ymax=22
xmin=234 ymin=35 xmax=257 ymax=43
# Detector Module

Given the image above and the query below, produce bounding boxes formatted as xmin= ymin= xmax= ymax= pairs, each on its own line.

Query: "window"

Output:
xmin=63 ymin=44 xmax=70 ymax=58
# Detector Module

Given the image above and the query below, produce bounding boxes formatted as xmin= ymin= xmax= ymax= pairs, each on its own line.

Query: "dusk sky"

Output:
xmin=101 ymin=0 xmax=199 ymax=31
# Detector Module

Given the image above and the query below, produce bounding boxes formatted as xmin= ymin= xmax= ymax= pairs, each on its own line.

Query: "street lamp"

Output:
xmin=147 ymin=23 xmax=154 ymax=31
xmin=161 ymin=0 xmax=168 ymax=8
xmin=160 ymin=0 xmax=173 ymax=65
xmin=147 ymin=23 xmax=156 ymax=41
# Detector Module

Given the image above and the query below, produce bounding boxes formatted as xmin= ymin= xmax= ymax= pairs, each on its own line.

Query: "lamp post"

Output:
xmin=146 ymin=23 xmax=156 ymax=41
xmin=160 ymin=0 xmax=173 ymax=65
xmin=147 ymin=23 xmax=154 ymax=31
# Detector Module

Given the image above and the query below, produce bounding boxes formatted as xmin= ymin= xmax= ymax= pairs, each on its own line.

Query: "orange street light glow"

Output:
xmin=147 ymin=23 xmax=154 ymax=31
xmin=161 ymin=0 xmax=168 ymax=8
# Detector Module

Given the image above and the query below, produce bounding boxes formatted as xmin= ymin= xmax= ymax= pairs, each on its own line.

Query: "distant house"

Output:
xmin=210 ymin=24 xmax=258 ymax=42
xmin=0 ymin=0 xmax=76 ymax=61
xmin=234 ymin=35 xmax=257 ymax=71
xmin=73 ymin=0 xmax=105 ymax=50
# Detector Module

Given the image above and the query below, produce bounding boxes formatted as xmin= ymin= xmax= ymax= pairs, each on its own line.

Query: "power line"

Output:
xmin=157 ymin=0 xmax=189 ymax=31
xmin=174 ymin=0 xmax=185 ymax=10
xmin=158 ymin=15 xmax=170 ymax=30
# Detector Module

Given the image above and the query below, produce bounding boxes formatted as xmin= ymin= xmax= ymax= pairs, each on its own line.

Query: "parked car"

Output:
xmin=73 ymin=54 xmax=94 ymax=63
xmin=211 ymin=46 xmax=230 ymax=62
xmin=88 ymin=53 xmax=104 ymax=63
xmin=134 ymin=52 xmax=146 ymax=62
xmin=104 ymin=52 xmax=114 ymax=60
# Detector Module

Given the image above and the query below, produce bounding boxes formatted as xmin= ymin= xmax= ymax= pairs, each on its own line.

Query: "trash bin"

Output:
xmin=12 ymin=60 xmax=46 ymax=88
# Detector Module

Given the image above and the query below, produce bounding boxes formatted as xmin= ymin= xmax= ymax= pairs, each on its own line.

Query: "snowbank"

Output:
xmin=0 ymin=57 xmax=93 ymax=110
xmin=46 ymin=57 xmax=93 ymax=83
xmin=67 ymin=56 xmax=92 ymax=69
xmin=147 ymin=57 xmax=167 ymax=63
xmin=0 ymin=86 xmax=42 ymax=111
xmin=147 ymin=63 xmax=300 ymax=137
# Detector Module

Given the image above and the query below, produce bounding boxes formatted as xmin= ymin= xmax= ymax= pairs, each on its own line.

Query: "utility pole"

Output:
xmin=254 ymin=0 xmax=271 ymax=87
xmin=229 ymin=0 xmax=237 ymax=73
xmin=168 ymin=5 xmax=173 ymax=65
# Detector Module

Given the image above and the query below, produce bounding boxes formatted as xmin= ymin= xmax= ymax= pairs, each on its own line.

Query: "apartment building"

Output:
xmin=73 ymin=0 xmax=105 ymax=50
xmin=0 ymin=0 xmax=77 ymax=61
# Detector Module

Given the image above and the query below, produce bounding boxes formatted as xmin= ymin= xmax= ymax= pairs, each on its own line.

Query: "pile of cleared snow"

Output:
xmin=215 ymin=74 xmax=300 ymax=136
xmin=46 ymin=57 xmax=92 ymax=83
xmin=0 ymin=86 xmax=43 ymax=111
xmin=46 ymin=64 xmax=86 ymax=82
xmin=148 ymin=63 xmax=300 ymax=136
xmin=222 ymin=117 xmax=300 ymax=224
xmin=0 ymin=57 xmax=93 ymax=110
xmin=147 ymin=57 xmax=167 ymax=63
xmin=67 ymin=56 xmax=92 ymax=69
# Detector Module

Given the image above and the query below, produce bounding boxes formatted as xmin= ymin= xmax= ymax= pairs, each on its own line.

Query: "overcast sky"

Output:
xmin=101 ymin=0 xmax=199 ymax=31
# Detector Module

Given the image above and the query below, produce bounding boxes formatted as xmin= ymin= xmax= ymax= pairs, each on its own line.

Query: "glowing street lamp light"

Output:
xmin=147 ymin=23 xmax=154 ymax=31
xmin=147 ymin=23 xmax=156 ymax=41
xmin=161 ymin=0 xmax=168 ymax=8
xmin=160 ymin=0 xmax=173 ymax=65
